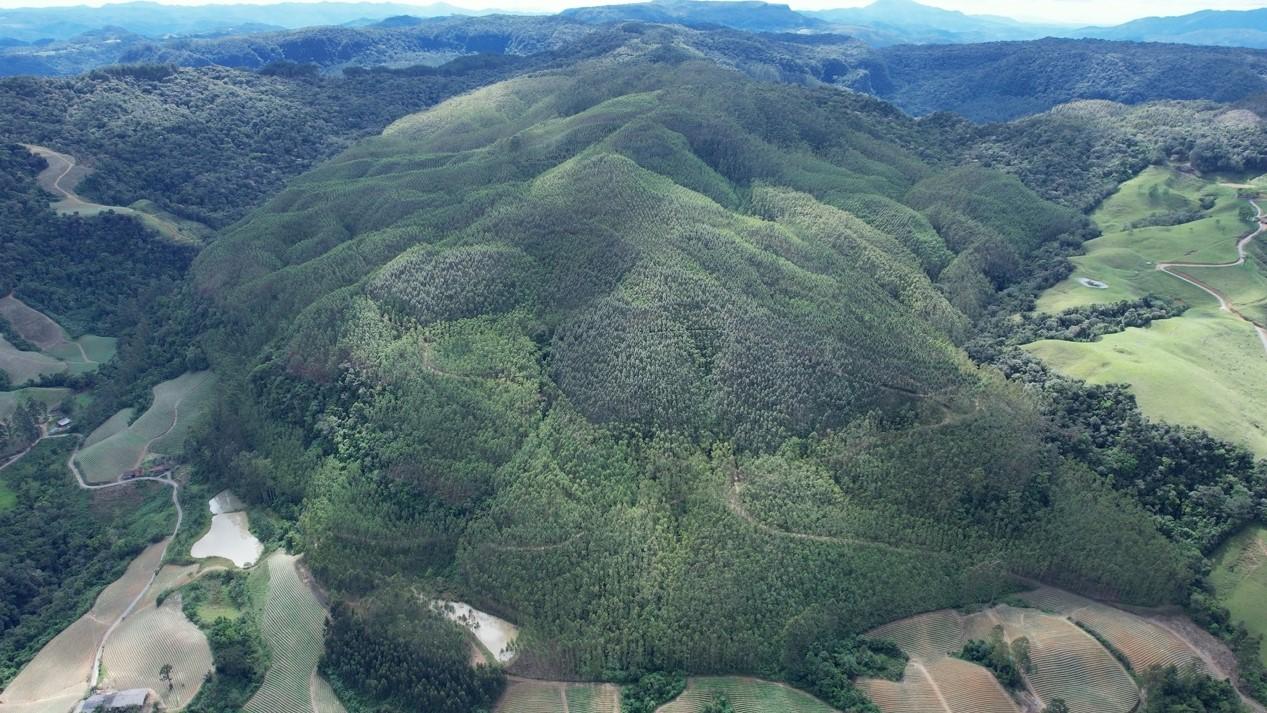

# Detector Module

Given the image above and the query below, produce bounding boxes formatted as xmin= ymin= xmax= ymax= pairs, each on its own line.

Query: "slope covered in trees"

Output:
xmin=188 ymin=40 xmax=1193 ymax=688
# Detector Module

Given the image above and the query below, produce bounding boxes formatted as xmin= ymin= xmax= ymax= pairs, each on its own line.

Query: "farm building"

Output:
xmin=56 ymin=417 xmax=71 ymax=427
xmin=74 ymin=688 xmax=157 ymax=713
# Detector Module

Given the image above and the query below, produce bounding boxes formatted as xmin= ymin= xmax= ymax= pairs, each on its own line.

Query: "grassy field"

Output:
xmin=1028 ymin=165 xmax=1267 ymax=456
xmin=1180 ymin=255 xmax=1267 ymax=325
xmin=81 ymin=408 xmax=135 ymax=448
xmin=1026 ymin=305 xmax=1267 ymax=455
xmin=100 ymin=593 xmax=212 ymax=710
xmin=243 ymin=552 xmax=331 ymax=713
xmin=0 ymin=541 xmax=167 ymax=706
xmin=1038 ymin=167 xmax=1248 ymax=313
xmin=495 ymin=680 xmax=620 ymax=713
xmin=1210 ymin=526 xmax=1267 ymax=666
xmin=657 ymin=677 xmax=836 ymax=713
xmin=75 ymin=371 xmax=217 ymax=483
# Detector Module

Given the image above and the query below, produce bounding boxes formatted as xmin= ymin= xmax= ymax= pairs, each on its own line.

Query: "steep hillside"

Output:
xmin=191 ymin=44 xmax=1187 ymax=685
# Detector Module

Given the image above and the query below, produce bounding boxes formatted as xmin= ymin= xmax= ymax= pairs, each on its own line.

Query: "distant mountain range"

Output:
xmin=0 ymin=1 xmax=504 ymax=43
xmin=6 ymin=0 xmax=1267 ymax=49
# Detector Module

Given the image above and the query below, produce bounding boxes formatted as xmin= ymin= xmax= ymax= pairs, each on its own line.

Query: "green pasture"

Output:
xmin=1026 ymin=305 xmax=1267 ymax=456
xmin=1210 ymin=526 xmax=1267 ymax=666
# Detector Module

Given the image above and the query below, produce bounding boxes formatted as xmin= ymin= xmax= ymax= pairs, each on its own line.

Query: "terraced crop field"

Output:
xmin=75 ymin=371 xmax=217 ymax=482
xmin=1021 ymin=611 xmax=1138 ymax=713
xmin=0 ymin=295 xmax=66 ymax=350
xmin=1021 ymin=587 xmax=1203 ymax=672
xmin=859 ymin=658 xmax=1019 ymax=713
xmin=0 ymin=335 xmax=65 ymax=386
xmin=101 ymin=595 xmax=212 ymax=710
xmin=0 ymin=542 xmax=167 ymax=707
xmin=310 ymin=674 xmax=348 ymax=713
xmin=243 ymin=552 xmax=332 ymax=713
xmin=862 ymin=602 xmax=1139 ymax=713
xmin=656 ymin=677 xmax=836 ymax=713
xmin=867 ymin=609 xmax=966 ymax=660
xmin=82 ymin=408 xmax=135 ymax=448
xmin=495 ymin=680 xmax=620 ymax=713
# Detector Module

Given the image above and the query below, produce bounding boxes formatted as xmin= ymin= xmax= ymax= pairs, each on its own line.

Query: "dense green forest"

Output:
xmin=0 ymin=56 xmax=547 ymax=227
xmin=185 ymin=45 xmax=1199 ymax=686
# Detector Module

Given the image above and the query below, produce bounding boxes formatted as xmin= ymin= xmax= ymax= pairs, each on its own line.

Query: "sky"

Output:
xmin=0 ymin=0 xmax=1264 ymax=26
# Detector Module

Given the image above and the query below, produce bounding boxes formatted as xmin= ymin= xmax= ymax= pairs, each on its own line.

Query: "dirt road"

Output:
xmin=1156 ymin=198 xmax=1267 ymax=354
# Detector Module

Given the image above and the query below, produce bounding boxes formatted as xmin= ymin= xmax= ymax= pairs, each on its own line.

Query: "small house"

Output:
xmin=56 ymin=417 xmax=72 ymax=428
xmin=74 ymin=688 xmax=156 ymax=713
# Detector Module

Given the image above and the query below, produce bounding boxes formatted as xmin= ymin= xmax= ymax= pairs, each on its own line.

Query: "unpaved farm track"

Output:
xmin=20 ymin=144 xmax=201 ymax=245
xmin=1157 ymin=198 xmax=1267 ymax=354
xmin=0 ymin=430 xmax=184 ymax=708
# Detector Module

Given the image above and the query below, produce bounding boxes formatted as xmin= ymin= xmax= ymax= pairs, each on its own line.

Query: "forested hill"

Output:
xmin=190 ymin=34 xmax=1189 ymax=684
xmin=0 ymin=56 xmax=544 ymax=227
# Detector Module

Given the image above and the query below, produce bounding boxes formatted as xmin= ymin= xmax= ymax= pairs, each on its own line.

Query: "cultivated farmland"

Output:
xmin=0 ymin=336 xmax=64 ymax=386
xmin=1021 ymin=587 xmax=1204 ymax=672
xmin=495 ymin=680 xmax=620 ymax=713
xmin=861 ymin=602 xmax=1140 ymax=713
xmin=859 ymin=658 xmax=1019 ymax=713
xmin=243 ymin=552 xmax=331 ymax=713
xmin=100 ymin=594 xmax=212 ymax=710
xmin=657 ymin=677 xmax=836 ymax=713
xmin=0 ymin=296 xmax=116 ymax=384
xmin=75 ymin=371 xmax=217 ymax=483
xmin=0 ymin=295 xmax=67 ymax=351
xmin=0 ymin=541 xmax=167 ymax=708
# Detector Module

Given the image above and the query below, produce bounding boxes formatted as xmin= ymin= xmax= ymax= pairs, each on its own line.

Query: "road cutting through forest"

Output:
xmin=1156 ymin=198 xmax=1267 ymax=354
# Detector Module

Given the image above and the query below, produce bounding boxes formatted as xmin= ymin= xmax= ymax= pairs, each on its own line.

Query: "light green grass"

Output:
xmin=1179 ymin=255 xmax=1267 ymax=326
xmin=1210 ymin=526 xmax=1267 ymax=667
xmin=1031 ymin=166 xmax=1267 ymax=456
xmin=75 ymin=371 xmax=217 ymax=482
xmin=0 ymin=387 xmax=71 ymax=420
xmin=1037 ymin=167 xmax=1249 ymax=313
xmin=46 ymin=335 xmax=118 ymax=372
xmin=1026 ymin=306 xmax=1267 ymax=455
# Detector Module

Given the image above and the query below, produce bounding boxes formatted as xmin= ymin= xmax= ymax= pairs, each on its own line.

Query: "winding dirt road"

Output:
xmin=20 ymin=144 xmax=201 ymax=245
xmin=0 ymin=427 xmax=184 ymax=695
xmin=1156 ymin=198 xmax=1267 ymax=354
